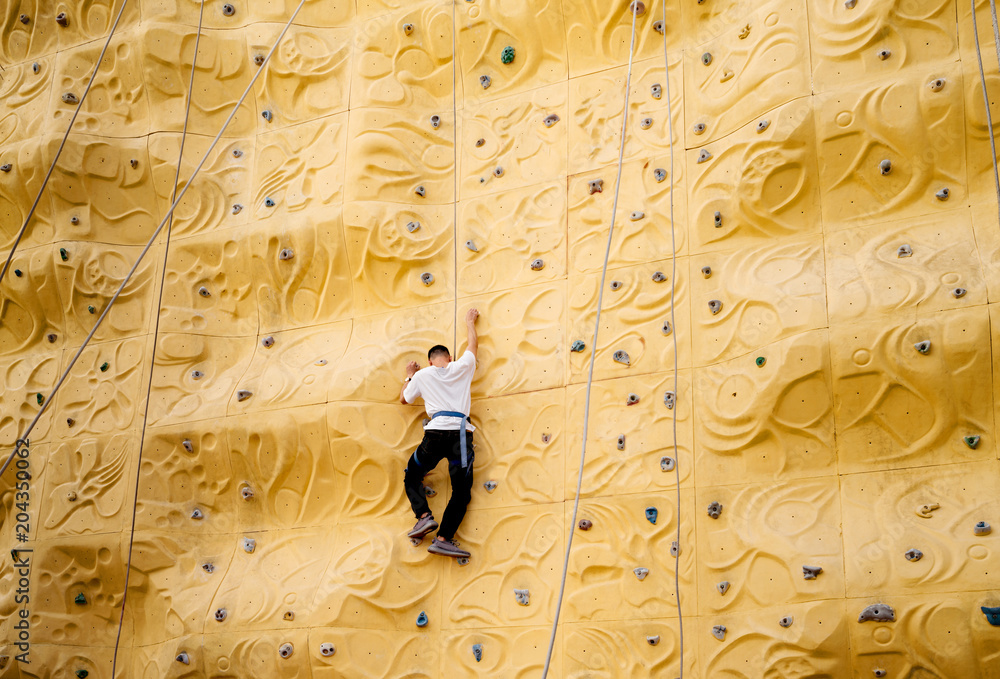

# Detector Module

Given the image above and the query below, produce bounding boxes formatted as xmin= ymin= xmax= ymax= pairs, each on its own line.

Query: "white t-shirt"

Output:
xmin=403 ymin=350 xmax=477 ymax=431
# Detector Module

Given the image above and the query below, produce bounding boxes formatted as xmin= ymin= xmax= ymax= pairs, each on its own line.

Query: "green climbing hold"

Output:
xmin=88 ymin=305 xmax=96 ymax=314
xmin=100 ymin=362 xmax=109 ymax=372
xmin=36 ymin=393 xmax=44 ymax=406
xmin=501 ymin=46 xmax=515 ymax=64
xmin=571 ymin=339 xmax=585 ymax=353
xmin=76 ymin=671 xmax=88 ymax=679
xmin=59 ymin=247 xmax=68 ymax=261
xmin=755 ymin=356 xmax=766 ymax=367
xmin=75 ymin=593 xmax=86 ymax=605
xmin=964 ymin=435 xmax=981 ymax=450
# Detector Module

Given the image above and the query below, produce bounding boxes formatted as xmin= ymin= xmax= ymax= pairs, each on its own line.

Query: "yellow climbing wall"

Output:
xmin=1 ymin=0 xmax=1000 ymax=676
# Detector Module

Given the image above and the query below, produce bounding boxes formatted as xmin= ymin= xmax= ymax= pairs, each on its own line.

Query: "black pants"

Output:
xmin=404 ymin=429 xmax=474 ymax=540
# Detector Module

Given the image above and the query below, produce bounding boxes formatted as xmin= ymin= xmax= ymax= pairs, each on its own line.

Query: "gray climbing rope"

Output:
xmin=110 ymin=0 xmax=206 ymax=673
xmin=0 ymin=0 xmax=309 ymax=483
xmin=0 ymin=0 xmax=132 ymax=289
xmin=541 ymin=5 xmax=639 ymax=676
xmin=972 ymin=0 xmax=1000 ymax=229
xmin=451 ymin=0 xmax=459 ymax=351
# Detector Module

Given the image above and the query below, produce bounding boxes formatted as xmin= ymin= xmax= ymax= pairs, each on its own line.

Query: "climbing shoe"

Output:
xmin=427 ymin=538 xmax=471 ymax=558
xmin=407 ymin=515 xmax=439 ymax=539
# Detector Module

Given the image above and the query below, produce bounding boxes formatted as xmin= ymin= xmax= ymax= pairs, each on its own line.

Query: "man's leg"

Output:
xmin=437 ymin=431 xmax=474 ymax=541
xmin=403 ymin=435 xmax=438 ymax=521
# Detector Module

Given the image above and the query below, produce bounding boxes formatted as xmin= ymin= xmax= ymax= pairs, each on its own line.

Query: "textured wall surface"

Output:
xmin=1 ymin=0 xmax=999 ymax=676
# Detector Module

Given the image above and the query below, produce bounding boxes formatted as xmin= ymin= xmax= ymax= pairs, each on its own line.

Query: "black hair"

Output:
xmin=428 ymin=345 xmax=450 ymax=361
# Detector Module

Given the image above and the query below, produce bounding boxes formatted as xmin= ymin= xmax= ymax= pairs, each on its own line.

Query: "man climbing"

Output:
xmin=399 ymin=308 xmax=480 ymax=558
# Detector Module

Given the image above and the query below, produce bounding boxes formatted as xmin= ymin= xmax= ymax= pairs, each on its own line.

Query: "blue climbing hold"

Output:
xmin=571 ymin=340 xmax=585 ymax=353
xmin=983 ymin=607 xmax=1000 ymax=626
xmin=416 ymin=611 xmax=428 ymax=628
xmin=645 ymin=507 xmax=657 ymax=524
xmin=472 ymin=644 xmax=483 ymax=662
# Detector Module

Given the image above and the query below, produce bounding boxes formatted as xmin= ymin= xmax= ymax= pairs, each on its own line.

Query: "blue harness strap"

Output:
xmin=430 ymin=411 xmax=470 ymax=467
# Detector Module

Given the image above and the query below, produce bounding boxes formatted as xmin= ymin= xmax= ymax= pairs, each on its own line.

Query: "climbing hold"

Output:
xmin=100 ymin=362 xmax=109 ymax=372
xmin=472 ymin=644 xmax=483 ymax=662
xmin=633 ymin=567 xmax=649 ymax=581
xmin=714 ymin=211 xmax=723 ymax=228
xmin=571 ymin=340 xmax=586 ymax=352
xmin=660 ymin=456 xmax=675 ymax=472
xmin=952 ymin=287 xmax=967 ymax=298
xmin=873 ymin=670 xmax=887 ymax=678
xmin=66 ymin=418 xmax=75 ymax=428
xmin=630 ymin=0 xmax=646 ymax=15
xmin=974 ymin=521 xmax=991 ymax=535
xmin=222 ymin=3 xmax=235 ymax=16
xmin=639 ymin=117 xmax=653 ymax=130
xmin=708 ymin=299 xmax=722 ymax=315
xmin=47 ymin=333 xmax=57 ymax=343
xmin=858 ymin=604 xmax=896 ymax=622
xmin=964 ymin=435 xmax=980 ymax=449
xmin=262 ymin=110 xmax=273 ymax=123
xmin=879 ymin=159 xmax=892 ymax=175
xmin=711 ymin=625 xmax=726 ymax=641
xmin=457 ymin=557 xmax=471 ymax=566
xmin=421 ymin=272 xmax=435 ymax=285
xmin=589 ymin=179 xmax=604 ymax=194
xmin=617 ymin=434 xmax=626 ymax=450
xmin=215 ymin=608 xmax=228 ymax=621
xmin=283 ymin=611 xmax=295 ymax=621
xmin=71 ymin=216 xmax=80 ymax=225
xmin=982 ymin=607 xmax=1000 ymax=626
xmin=613 ymin=350 xmax=630 ymax=366
xmin=914 ymin=340 xmax=930 ymax=354
xmin=647 ymin=635 xmax=660 ymax=645
xmin=701 ymin=266 xmax=712 ymax=278
xmin=720 ymin=69 xmax=734 ymax=82
xmin=484 ymin=480 xmax=497 ymax=493
xmin=802 ymin=565 xmax=823 ymax=580
xmin=430 ymin=115 xmax=441 ymax=128
xmin=739 ymin=23 xmax=751 ymax=39
xmin=610 ymin=280 xmax=623 ymax=291
xmin=403 ymin=23 xmax=414 ymax=35
xmin=279 ymin=643 xmax=294 ymax=659
xmin=32 ymin=63 xmax=39 ymax=74
xmin=755 ymin=356 xmax=766 ymax=367
xmin=630 ymin=210 xmax=645 ymax=221
xmin=243 ymin=537 xmax=256 ymax=553
xmin=129 ymin=158 xmax=139 ymax=170
xmin=929 ymin=78 xmax=946 ymax=91
xmin=36 ymin=393 xmax=44 ymax=406
xmin=652 ymin=271 xmax=667 ymax=282
xmin=706 ymin=501 xmax=723 ymax=519
xmin=514 ymin=589 xmax=530 ymax=606
xmin=59 ymin=248 xmax=69 ymax=261
xmin=265 ymin=197 xmax=276 ymax=208
xmin=232 ymin=149 xmax=243 ymax=158
xmin=19 ymin=14 xmax=29 ymax=24
xmin=936 ymin=187 xmax=950 ymax=201
xmin=465 ymin=240 xmax=478 ymax=252
xmin=475 ymin=138 xmax=486 ymax=148
xmin=701 ymin=52 xmax=713 ymax=66
xmin=203 ymin=563 xmax=214 ymax=573
xmin=198 ymin=286 xmax=210 ymax=297
xmin=530 ymin=258 xmax=545 ymax=271
xmin=56 ymin=12 xmax=69 ymax=26
xmin=479 ymin=75 xmax=492 ymax=89
xmin=0 ymin=164 xmax=11 ymax=173
xmin=693 ymin=123 xmax=706 ymax=135
xmin=14 ymin=270 xmax=21 ymax=277
xmin=493 ymin=166 xmax=504 ymax=178
xmin=501 ymin=46 xmax=516 ymax=64
xmin=88 ymin=305 xmax=96 ymax=314
xmin=191 ymin=508 xmax=204 ymax=520
xmin=915 ymin=503 xmax=940 ymax=518
xmin=232 ymin=204 xmax=243 ymax=215
xmin=320 ymin=643 xmax=336 ymax=657
xmin=423 ymin=485 xmax=437 ymax=498
xmin=75 ymin=593 xmax=87 ymax=605
xmin=876 ymin=48 xmax=891 ymax=61
xmin=698 ymin=149 xmax=712 ymax=163
xmin=845 ymin=0 xmax=857 ymax=7
xmin=645 ymin=507 xmax=658 ymax=524
xmin=541 ymin=433 xmax=551 ymax=443
xmin=578 ymin=519 xmax=592 ymax=531
xmin=626 ymin=393 xmax=640 ymax=406
xmin=406 ymin=221 xmax=420 ymax=233
xmin=190 ymin=369 xmax=202 ymax=379
xmin=254 ymin=55 xmax=265 ymax=66
xmin=654 ymin=168 xmax=666 ymax=182
xmin=415 ymin=185 xmax=426 ymax=197
xmin=543 ymin=114 xmax=560 ymax=127
xmin=716 ymin=581 xmax=730 ymax=595
xmin=279 ymin=248 xmax=294 ymax=261
xmin=756 ymin=119 xmax=771 ymax=133
xmin=176 ymin=652 xmax=190 ymax=665
xmin=897 ymin=244 xmax=912 ymax=258
xmin=663 ymin=391 xmax=675 ymax=409
xmin=76 ymin=671 xmax=88 ymax=679
xmin=778 ymin=616 xmax=793 ymax=628
xmin=262 ymin=336 xmax=275 ymax=348
xmin=651 ymin=83 xmax=662 ymax=100
xmin=653 ymin=20 xmax=664 ymax=34
xmin=237 ymin=482 xmax=254 ymax=501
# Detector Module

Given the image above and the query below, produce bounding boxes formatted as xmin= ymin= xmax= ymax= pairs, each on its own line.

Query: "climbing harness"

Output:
xmin=0 ymin=0 xmax=132 ymax=288
xmin=430 ymin=411 xmax=471 ymax=467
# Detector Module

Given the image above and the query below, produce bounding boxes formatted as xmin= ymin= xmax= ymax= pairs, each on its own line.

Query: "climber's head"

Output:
xmin=428 ymin=345 xmax=451 ymax=367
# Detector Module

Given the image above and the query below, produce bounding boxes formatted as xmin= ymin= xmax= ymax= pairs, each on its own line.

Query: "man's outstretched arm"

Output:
xmin=399 ymin=361 xmax=419 ymax=404
xmin=466 ymin=308 xmax=479 ymax=358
